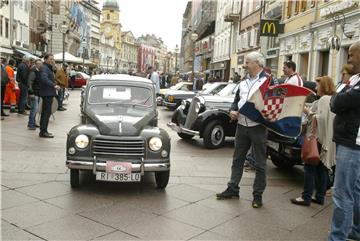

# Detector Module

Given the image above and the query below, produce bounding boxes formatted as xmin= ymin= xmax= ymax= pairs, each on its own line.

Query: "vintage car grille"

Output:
xmin=184 ymin=97 xmax=200 ymax=129
xmin=92 ymin=137 xmax=145 ymax=158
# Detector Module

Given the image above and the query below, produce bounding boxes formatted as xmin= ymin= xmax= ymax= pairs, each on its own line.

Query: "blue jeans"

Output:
xmin=302 ymin=162 xmax=328 ymax=204
xmin=18 ymin=83 xmax=28 ymax=113
xmin=28 ymin=96 xmax=39 ymax=127
xmin=329 ymin=145 xmax=360 ymax=241
xmin=56 ymin=88 xmax=64 ymax=109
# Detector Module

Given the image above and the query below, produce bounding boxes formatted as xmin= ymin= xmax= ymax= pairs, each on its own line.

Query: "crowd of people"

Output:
xmin=0 ymin=53 xmax=72 ymax=138
xmin=216 ymin=41 xmax=360 ymax=241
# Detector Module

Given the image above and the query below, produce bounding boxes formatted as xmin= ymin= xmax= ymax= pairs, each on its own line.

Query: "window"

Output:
xmin=311 ymin=0 xmax=316 ymax=7
xmin=5 ymin=18 xmax=9 ymax=38
xmin=0 ymin=16 xmax=2 ymax=37
xmin=286 ymin=0 xmax=292 ymax=18
xmin=294 ymin=0 xmax=300 ymax=15
xmin=300 ymin=0 xmax=307 ymax=12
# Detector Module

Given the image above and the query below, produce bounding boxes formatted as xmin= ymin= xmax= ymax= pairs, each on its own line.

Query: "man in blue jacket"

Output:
xmin=39 ymin=53 xmax=60 ymax=138
xmin=328 ymin=41 xmax=360 ymax=241
xmin=16 ymin=56 xmax=30 ymax=115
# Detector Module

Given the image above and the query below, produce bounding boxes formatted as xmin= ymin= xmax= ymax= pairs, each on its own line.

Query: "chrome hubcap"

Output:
xmin=211 ymin=125 xmax=224 ymax=146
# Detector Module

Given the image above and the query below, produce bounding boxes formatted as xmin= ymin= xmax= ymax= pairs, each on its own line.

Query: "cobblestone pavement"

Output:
xmin=1 ymin=89 xmax=333 ymax=240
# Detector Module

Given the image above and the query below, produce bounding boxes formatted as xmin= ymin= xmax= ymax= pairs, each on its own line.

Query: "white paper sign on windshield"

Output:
xmin=103 ymin=88 xmax=131 ymax=100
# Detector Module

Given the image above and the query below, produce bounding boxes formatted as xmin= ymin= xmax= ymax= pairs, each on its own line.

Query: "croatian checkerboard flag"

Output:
xmin=239 ymin=77 xmax=313 ymax=138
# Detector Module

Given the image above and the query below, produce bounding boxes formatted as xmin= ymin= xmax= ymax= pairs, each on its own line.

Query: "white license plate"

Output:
xmin=96 ymin=172 xmax=141 ymax=182
xmin=267 ymin=140 xmax=279 ymax=151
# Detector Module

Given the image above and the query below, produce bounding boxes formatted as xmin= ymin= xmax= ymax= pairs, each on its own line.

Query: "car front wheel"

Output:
xmin=155 ymin=170 xmax=170 ymax=189
xmin=70 ymin=169 xmax=80 ymax=188
xmin=203 ymin=120 xmax=225 ymax=149
xmin=270 ymin=155 xmax=296 ymax=169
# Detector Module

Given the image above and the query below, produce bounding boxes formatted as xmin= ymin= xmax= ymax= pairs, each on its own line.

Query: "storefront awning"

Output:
xmin=14 ymin=48 xmax=40 ymax=59
xmin=0 ymin=47 xmax=14 ymax=55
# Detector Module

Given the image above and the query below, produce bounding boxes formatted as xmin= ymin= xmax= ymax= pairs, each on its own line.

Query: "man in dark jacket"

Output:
xmin=1 ymin=58 xmax=9 ymax=120
xmin=39 ymin=53 xmax=60 ymax=138
xmin=16 ymin=56 xmax=30 ymax=114
xmin=328 ymin=41 xmax=360 ymax=241
xmin=27 ymin=59 xmax=42 ymax=130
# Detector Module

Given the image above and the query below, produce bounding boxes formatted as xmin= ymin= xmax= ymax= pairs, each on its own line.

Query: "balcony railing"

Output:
xmin=224 ymin=5 xmax=241 ymax=22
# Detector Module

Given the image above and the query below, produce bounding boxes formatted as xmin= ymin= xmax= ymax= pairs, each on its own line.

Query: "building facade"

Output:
xmin=179 ymin=1 xmax=192 ymax=73
xmin=212 ymin=0 xmax=232 ymax=80
xmin=137 ymin=44 xmax=156 ymax=74
xmin=0 ymin=1 xmax=13 ymax=58
xmin=278 ymin=0 xmax=360 ymax=82
xmin=119 ymin=31 xmax=137 ymax=73
xmin=99 ymin=0 xmax=122 ymax=72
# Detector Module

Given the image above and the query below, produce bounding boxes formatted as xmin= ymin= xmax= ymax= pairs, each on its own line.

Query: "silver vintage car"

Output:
xmin=66 ymin=74 xmax=171 ymax=189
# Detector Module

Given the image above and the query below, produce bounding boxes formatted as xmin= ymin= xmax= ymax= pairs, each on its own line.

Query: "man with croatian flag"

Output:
xmin=216 ymin=51 xmax=312 ymax=208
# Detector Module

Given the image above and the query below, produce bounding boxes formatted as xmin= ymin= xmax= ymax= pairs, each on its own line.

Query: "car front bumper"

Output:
xmin=167 ymin=122 xmax=199 ymax=136
xmin=66 ymin=160 xmax=170 ymax=174
xmin=163 ymin=101 xmax=177 ymax=108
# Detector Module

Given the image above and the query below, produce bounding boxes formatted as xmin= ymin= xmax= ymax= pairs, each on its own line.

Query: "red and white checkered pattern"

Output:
xmin=260 ymin=97 xmax=284 ymax=122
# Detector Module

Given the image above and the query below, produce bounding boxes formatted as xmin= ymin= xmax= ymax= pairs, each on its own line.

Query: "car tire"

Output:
xmin=70 ymin=169 xmax=80 ymax=188
xmin=155 ymin=170 xmax=170 ymax=189
xmin=178 ymin=132 xmax=194 ymax=140
xmin=270 ymin=155 xmax=296 ymax=169
xmin=203 ymin=120 xmax=225 ymax=149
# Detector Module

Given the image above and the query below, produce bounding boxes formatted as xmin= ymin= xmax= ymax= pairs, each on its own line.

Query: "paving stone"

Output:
xmin=196 ymin=195 xmax=252 ymax=215
xmin=45 ymin=191 xmax=114 ymax=213
xmin=165 ymin=184 xmax=214 ymax=202
xmin=211 ymin=216 xmax=291 ymax=240
xmin=1 ymin=190 xmax=38 ymax=210
xmin=79 ymin=203 xmax=157 ymax=230
xmin=189 ymin=230 xmax=233 ymax=240
xmin=16 ymin=182 xmax=72 ymax=200
xmin=2 ymin=201 xmax=70 ymax=228
xmin=163 ymin=203 xmax=236 ymax=229
xmin=26 ymin=215 xmax=115 ymax=240
xmin=1 ymin=220 xmax=43 ymax=240
xmin=120 ymin=215 xmax=204 ymax=240
xmin=93 ymin=230 xmax=139 ymax=240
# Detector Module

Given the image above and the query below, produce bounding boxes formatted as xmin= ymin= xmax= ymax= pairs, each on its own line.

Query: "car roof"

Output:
xmin=90 ymin=74 xmax=153 ymax=84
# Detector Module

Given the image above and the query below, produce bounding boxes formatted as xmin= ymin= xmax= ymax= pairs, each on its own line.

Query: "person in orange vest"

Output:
xmin=4 ymin=59 xmax=17 ymax=113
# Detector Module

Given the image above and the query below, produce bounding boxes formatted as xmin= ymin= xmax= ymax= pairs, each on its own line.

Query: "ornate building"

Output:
xmin=119 ymin=31 xmax=137 ymax=73
xmin=99 ymin=0 xmax=122 ymax=72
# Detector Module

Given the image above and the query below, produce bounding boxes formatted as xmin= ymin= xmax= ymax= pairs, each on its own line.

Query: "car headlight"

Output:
xmin=195 ymin=102 xmax=201 ymax=113
xmin=168 ymin=95 xmax=174 ymax=102
xmin=149 ymin=137 xmax=162 ymax=151
xmin=75 ymin=134 xmax=89 ymax=149
xmin=180 ymin=100 xmax=188 ymax=110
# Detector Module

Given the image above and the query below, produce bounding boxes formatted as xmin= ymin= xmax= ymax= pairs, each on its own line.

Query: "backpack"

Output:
xmin=1 ymin=65 xmax=9 ymax=86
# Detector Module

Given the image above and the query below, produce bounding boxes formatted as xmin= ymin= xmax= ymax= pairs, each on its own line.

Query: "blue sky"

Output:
xmin=97 ymin=0 xmax=189 ymax=50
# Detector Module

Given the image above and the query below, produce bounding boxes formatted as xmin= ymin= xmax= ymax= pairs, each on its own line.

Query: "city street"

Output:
xmin=1 ymin=89 xmax=333 ymax=240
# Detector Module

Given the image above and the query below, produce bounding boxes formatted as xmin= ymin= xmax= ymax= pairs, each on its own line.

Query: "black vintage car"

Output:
xmin=66 ymin=74 xmax=171 ymax=188
xmin=163 ymin=82 xmax=229 ymax=110
xmin=167 ymin=83 xmax=239 ymax=149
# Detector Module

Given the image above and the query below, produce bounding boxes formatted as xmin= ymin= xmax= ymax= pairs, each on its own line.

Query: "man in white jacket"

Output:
xmin=216 ymin=52 xmax=269 ymax=208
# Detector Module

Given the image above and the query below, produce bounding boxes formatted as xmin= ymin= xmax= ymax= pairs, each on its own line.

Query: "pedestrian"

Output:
xmin=336 ymin=64 xmax=355 ymax=92
xmin=290 ymin=76 xmax=336 ymax=206
xmin=234 ymin=72 xmax=240 ymax=83
xmin=147 ymin=66 xmax=160 ymax=95
xmin=282 ymin=60 xmax=303 ymax=86
xmin=1 ymin=58 xmax=9 ymax=120
xmin=216 ymin=51 xmax=269 ymax=208
xmin=27 ymin=59 xmax=43 ymax=130
xmin=55 ymin=64 xmax=68 ymax=111
xmin=328 ymin=41 xmax=360 ymax=241
xmin=4 ymin=59 xmax=16 ymax=113
xmin=70 ymin=67 xmax=76 ymax=90
xmin=39 ymin=53 xmax=60 ymax=138
xmin=16 ymin=55 xmax=31 ymax=115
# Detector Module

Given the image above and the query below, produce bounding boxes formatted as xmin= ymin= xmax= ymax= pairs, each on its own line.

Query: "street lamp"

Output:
xmin=106 ymin=56 xmax=112 ymax=73
xmin=81 ymin=39 xmax=86 ymax=71
xmin=58 ymin=22 xmax=69 ymax=66
xmin=174 ymin=44 xmax=179 ymax=72
xmin=190 ymin=32 xmax=198 ymax=80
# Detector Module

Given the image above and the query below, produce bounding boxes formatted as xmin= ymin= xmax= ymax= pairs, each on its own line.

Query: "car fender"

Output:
xmin=194 ymin=109 xmax=235 ymax=137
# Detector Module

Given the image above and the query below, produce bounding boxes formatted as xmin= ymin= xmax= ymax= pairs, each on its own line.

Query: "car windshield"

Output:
xmin=200 ymin=83 xmax=227 ymax=95
xmin=88 ymin=85 xmax=154 ymax=107
xmin=170 ymin=82 xmax=184 ymax=90
xmin=217 ymin=83 xmax=237 ymax=96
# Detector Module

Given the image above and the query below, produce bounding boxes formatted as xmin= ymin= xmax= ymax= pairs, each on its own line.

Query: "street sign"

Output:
xmin=260 ymin=19 xmax=284 ymax=37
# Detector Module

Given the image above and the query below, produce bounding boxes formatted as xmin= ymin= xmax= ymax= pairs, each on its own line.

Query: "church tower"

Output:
xmin=100 ymin=0 xmax=122 ymax=50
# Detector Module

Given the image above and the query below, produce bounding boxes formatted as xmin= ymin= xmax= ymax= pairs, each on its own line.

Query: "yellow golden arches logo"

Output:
xmin=262 ymin=22 xmax=276 ymax=34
